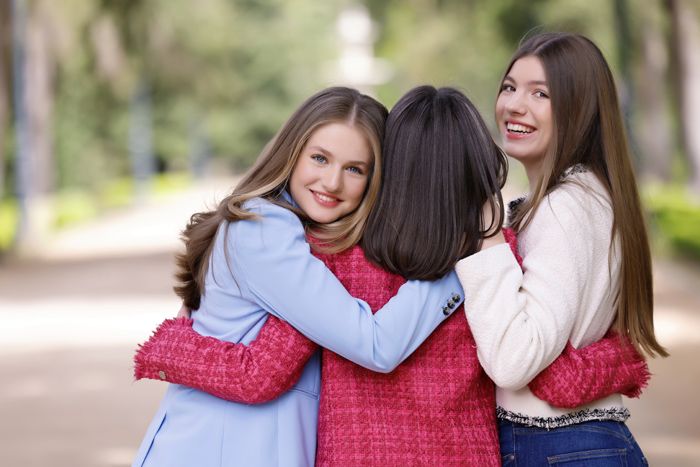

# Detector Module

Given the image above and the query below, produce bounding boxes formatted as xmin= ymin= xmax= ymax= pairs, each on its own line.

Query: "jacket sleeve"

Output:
xmin=529 ymin=330 xmax=650 ymax=408
xmin=227 ymin=200 xmax=463 ymax=373
xmin=134 ymin=316 xmax=319 ymax=404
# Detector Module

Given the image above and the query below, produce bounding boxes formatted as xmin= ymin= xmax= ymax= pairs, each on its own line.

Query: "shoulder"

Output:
xmin=228 ymin=197 xmax=306 ymax=249
xmin=537 ymin=167 xmax=611 ymax=226
xmin=522 ymin=166 xmax=614 ymax=256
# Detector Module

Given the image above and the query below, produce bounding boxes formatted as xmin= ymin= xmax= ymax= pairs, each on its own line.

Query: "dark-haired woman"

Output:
xmin=456 ymin=33 xmax=663 ymax=465
xmin=135 ymin=86 xmax=648 ymax=466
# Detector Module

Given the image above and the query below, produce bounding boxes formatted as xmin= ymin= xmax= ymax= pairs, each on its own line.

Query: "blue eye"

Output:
xmin=346 ymin=166 xmax=364 ymax=175
xmin=311 ymin=154 xmax=327 ymax=164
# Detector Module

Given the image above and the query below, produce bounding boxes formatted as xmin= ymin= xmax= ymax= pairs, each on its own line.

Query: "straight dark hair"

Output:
xmin=362 ymin=86 xmax=507 ymax=280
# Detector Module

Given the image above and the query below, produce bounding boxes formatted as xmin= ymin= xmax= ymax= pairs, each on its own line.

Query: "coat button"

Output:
xmin=447 ymin=299 xmax=456 ymax=309
xmin=452 ymin=294 xmax=461 ymax=302
xmin=158 ymin=370 xmax=167 ymax=380
xmin=442 ymin=306 xmax=451 ymax=316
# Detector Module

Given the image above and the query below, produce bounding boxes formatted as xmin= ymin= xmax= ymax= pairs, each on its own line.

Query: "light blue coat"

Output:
xmin=133 ymin=195 xmax=464 ymax=467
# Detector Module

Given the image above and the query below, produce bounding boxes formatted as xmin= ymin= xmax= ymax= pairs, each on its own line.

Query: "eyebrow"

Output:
xmin=307 ymin=146 xmax=369 ymax=166
xmin=504 ymin=75 xmax=548 ymax=86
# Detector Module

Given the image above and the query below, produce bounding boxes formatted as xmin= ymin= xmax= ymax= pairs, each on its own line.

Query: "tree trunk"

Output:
xmin=12 ymin=0 xmax=56 ymax=252
xmin=25 ymin=0 xmax=55 ymax=197
xmin=666 ymin=0 xmax=700 ymax=193
xmin=637 ymin=1 xmax=673 ymax=182
xmin=0 ymin=1 xmax=10 ymax=199
xmin=613 ymin=0 xmax=641 ymax=168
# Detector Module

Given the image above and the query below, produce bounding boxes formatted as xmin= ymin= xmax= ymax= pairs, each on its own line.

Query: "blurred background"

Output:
xmin=0 ymin=0 xmax=698 ymax=466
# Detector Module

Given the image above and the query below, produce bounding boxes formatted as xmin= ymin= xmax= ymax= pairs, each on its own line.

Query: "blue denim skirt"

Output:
xmin=499 ymin=419 xmax=648 ymax=466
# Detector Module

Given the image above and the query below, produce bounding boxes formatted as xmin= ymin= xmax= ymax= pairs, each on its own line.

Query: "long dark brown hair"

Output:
xmin=175 ymin=87 xmax=388 ymax=309
xmin=362 ymin=86 xmax=507 ymax=280
xmin=502 ymin=32 xmax=667 ymax=357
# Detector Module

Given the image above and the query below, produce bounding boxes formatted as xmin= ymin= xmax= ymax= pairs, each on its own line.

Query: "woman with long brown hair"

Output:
xmin=456 ymin=32 xmax=665 ymax=465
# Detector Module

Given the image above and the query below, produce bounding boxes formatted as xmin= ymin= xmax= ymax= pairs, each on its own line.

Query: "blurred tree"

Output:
xmin=666 ymin=0 xmax=700 ymax=193
xmin=0 ymin=0 xmax=10 ymax=200
xmin=636 ymin=0 xmax=673 ymax=182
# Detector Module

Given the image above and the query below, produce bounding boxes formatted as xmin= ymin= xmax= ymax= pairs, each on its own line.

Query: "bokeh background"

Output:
xmin=0 ymin=1 xmax=699 ymax=466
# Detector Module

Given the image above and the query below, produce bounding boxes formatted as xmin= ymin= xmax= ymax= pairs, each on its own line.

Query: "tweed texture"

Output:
xmin=529 ymin=331 xmax=650 ymax=408
xmin=313 ymin=244 xmax=501 ymax=466
xmin=134 ymin=315 xmax=318 ymax=404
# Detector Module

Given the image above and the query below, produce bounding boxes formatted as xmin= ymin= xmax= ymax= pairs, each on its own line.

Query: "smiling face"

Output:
xmin=289 ymin=122 xmax=372 ymax=224
xmin=496 ymin=55 xmax=553 ymax=181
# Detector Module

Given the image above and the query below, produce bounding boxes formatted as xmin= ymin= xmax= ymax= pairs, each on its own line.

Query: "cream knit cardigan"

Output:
xmin=456 ymin=167 xmax=626 ymax=420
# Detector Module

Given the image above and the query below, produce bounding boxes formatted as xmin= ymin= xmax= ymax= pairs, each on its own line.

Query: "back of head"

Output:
xmin=362 ymin=85 xmax=507 ymax=280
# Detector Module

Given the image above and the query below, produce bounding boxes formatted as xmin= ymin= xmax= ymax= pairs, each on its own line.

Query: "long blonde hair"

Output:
xmin=175 ymin=87 xmax=387 ymax=309
xmin=503 ymin=33 xmax=667 ymax=357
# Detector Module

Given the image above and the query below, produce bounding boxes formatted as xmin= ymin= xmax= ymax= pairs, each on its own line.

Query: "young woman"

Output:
xmin=135 ymin=86 xmax=649 ymax=465
xmin=455 ymin=32 xmax=665 ymax=465
xmin=131 ymin=87 xmax=471 ymax=467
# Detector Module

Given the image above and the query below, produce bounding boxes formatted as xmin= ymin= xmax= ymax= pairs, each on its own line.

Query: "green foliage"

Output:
xmin=645 ymin=186 xmax=700 ymax=259
xmin=0 ymin=199 xmax=17 ymax=250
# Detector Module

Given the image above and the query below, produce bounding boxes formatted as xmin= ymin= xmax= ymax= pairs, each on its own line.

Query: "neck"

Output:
xmin=520 ymin=160 xmax=543 ymax=192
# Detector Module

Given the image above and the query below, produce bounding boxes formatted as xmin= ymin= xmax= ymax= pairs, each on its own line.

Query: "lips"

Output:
xmin=311 ymin=190 xmax=341 ymax=208
xmin=505 ymin=121 xmax=536 ymax=139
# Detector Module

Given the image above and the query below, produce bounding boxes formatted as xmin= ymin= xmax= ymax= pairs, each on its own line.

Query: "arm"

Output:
xmin=530 ymin=330 xmax=650 ymax=408
xmin=456 ymin=185 xmax=606 ymax=389
xmin=134 ymin=316 xmax=319 ymax=404
xmin=228 ymin=200 xmax=463 ymax=373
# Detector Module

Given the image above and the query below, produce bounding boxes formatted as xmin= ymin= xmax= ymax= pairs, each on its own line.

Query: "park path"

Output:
xmin=0 ymin=176 xmax=698 ymax=466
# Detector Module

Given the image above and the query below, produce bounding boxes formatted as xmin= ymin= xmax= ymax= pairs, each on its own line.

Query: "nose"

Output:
xmin=322 ymin=166 xmax=343 ymax=193
xmin=504 ymin=91 xmax=526 ymax=115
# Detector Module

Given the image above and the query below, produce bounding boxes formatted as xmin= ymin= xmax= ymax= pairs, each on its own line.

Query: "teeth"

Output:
xmin=507 ymin=122 xmax=533 ymax=134
xmin=315 ymin=192 xmax=337 ymax=203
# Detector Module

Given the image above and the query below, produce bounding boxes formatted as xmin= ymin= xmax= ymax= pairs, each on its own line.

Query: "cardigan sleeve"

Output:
xmin=456 ymin=184 xmax=609 ymax=390
xmin=529 ymin=330 xmax=650 ymax=408
xmin=134 ymin=316 xmax=318 ymax=404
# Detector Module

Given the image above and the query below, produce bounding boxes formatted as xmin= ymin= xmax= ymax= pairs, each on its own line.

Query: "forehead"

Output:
xmin=305 ymin=122 xmax=372 ymax=163
xmin=507 ymin=55 xmax=547 ymax=82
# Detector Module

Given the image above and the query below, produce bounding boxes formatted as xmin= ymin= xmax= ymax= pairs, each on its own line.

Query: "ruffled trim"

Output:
xmin=496 ymin=406 xmax=630 ymax=429
xmin=561 ymin=163 xmax=589 ymax=179
xmin=133 ymin=317 xmax=193 ymax=381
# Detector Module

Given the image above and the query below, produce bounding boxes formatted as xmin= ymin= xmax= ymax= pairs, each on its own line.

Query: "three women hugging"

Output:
xmin=132 ymin=32 xmax=665 ymax=467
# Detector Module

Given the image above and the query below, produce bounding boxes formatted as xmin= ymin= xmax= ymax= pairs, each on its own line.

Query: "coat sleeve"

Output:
xmin=134 ymin=316 xmax=319 ymax=404
xmin=228 ymin=201 xmax=464 ymax=373
xmin=529 ymin=330 xmax=650 ymax=408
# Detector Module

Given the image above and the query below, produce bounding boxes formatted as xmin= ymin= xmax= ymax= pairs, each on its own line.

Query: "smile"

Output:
xmin=506 ymin=121 xmax=535 ymax=135
xmin=311 ymin=190 xmax=341 ymax=207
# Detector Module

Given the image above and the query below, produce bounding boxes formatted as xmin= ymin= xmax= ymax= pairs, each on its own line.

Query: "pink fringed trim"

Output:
xmin=530 ymin=331 xmax=651 ymax=408
xmin=134 ymin=317 xmax=194 ymax=381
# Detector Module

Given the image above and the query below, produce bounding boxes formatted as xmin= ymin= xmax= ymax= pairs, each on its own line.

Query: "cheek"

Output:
xmin=346 ymin=178 xmax=369 ymax=205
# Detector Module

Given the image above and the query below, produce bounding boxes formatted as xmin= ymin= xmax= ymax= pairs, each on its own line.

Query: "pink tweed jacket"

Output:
xmin=135 ymin=229 xmax=649 ymax=466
